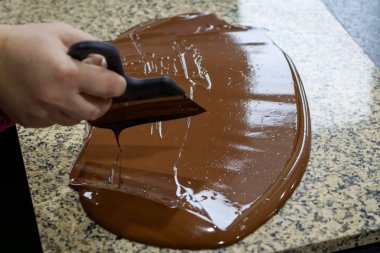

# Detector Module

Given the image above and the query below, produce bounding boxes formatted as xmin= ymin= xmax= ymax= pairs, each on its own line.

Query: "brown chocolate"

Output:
xmin=69 ymin=13 xmax=311 ymax=249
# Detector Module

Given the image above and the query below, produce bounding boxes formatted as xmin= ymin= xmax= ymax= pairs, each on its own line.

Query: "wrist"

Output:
xmin=0 ymin=108 xmax=15 ymax=132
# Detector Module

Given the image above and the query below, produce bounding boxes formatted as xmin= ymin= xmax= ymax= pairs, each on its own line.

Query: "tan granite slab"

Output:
xmin=0 ymin=0 xmax=378 ymax=252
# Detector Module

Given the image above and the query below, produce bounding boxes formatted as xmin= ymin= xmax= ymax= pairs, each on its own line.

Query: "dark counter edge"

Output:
xmin=0 ymin=125 xmax=43 ymax=252
xmin=335 ymin=242 xmax=380 ymax=253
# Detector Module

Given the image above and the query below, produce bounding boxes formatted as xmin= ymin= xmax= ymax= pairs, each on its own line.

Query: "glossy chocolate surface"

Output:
xmin=70 ymin=13 xmax=311 ymax=249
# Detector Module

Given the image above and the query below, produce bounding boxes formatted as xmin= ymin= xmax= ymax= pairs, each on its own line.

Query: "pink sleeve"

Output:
xmin=0 ymin=109 xmax=15 ymax=133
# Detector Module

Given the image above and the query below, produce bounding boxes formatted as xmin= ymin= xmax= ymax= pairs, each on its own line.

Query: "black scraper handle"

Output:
xmin=68 ymin=40 xmax=185 ymax=103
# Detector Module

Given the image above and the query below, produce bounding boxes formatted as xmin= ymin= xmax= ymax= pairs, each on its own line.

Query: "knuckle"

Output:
xmin=103 ymin=83 xmax=118 ymax=98
xmin=98 ymin=75 xmax=118 ymax=99
xmin=87 ymin=107 xmax=102 ymax=121
xmin=52 ymin=61 xmax=77 ymax=83
xmin=53 ymin=21 xmax=71 ymax=29
xmin=39 ymin=89 xmax=62 ymax=106
xmin=108 ymin=75 xmax=126 ymax=97
xmin=88 ymin=99 xmax=111 ymax=120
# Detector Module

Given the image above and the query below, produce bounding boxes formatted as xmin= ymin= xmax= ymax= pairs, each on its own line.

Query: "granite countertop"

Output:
xmin=1 ymin=0 xmax=378 ymax=252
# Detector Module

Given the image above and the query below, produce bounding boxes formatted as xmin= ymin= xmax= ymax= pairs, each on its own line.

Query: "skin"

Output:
xmin=0 ymin=22 xmax=126 ymax=128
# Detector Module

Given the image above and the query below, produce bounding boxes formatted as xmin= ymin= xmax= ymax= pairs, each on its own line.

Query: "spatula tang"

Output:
xmin=67 ymin=40 xmax=186 ymax=103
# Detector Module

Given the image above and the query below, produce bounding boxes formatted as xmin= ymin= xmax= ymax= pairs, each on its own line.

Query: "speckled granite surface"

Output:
xmin=322 ymin=0 xmax=380 ymax=68
xmin=1 ymin=0 xmax=379 ymax=252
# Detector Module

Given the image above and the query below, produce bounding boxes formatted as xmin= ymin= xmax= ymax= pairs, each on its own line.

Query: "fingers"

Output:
xmin=22 ymin=95 xmax=109 ymax=127
xmin=65 ymin=54 xmax=122 ymax=122
xmin=62 ymin=94 xmax=112 ymax=121
xmin=82 ymin=54 xmax=107 ymax=67
xmin=75 ymin=61 xmax=127 ymax=99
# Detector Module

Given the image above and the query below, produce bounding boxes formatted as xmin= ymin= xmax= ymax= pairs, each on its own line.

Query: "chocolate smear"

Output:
xmin=69 ymin=13 xmax=311 ymax=249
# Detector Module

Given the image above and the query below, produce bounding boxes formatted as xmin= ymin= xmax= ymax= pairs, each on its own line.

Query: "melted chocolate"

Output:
xmin=69 ymin=13 xmax=311 ymax=249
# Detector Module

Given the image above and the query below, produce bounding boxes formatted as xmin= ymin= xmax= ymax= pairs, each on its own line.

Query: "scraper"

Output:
xmin=68 ymin=40 xmax=206 ymax=132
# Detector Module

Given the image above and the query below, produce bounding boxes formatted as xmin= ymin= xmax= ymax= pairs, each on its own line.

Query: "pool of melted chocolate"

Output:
xmin=69 ymin=13 xmax=311 ymax=249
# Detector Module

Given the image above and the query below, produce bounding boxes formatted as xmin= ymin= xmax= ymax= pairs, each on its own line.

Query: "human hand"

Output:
xmin=0 ymin=22 xmax=126 ymax=128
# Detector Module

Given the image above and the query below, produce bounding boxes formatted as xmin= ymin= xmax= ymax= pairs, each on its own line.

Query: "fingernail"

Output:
xmin=100 ymin=56 xmax=107 ymax=68
xmin=119 ymin=75 xmax=127 ymax=86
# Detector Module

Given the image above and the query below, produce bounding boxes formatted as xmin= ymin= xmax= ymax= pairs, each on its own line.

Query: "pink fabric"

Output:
xmin=0 ymin=109 xmax=15 ymax=133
